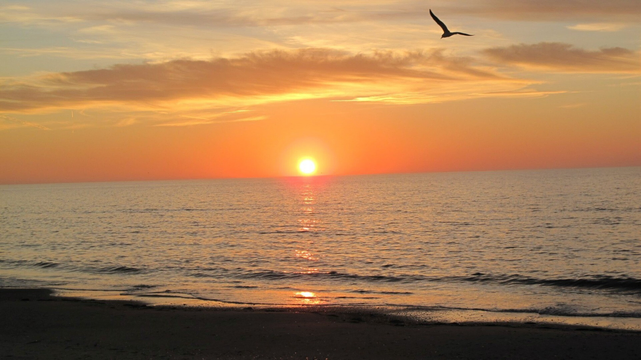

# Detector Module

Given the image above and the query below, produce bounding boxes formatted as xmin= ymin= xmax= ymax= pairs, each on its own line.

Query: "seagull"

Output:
xmin=429 ymin=9 xmax=473 ymax=38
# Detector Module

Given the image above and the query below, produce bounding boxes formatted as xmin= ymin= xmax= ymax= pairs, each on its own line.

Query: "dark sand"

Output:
xmin=2 ymin=289 xmax=640 ymax=359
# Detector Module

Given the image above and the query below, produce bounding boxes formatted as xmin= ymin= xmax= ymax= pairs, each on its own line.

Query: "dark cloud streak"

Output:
xmin=484 ymin=42 xmax=641 ymax=73
xmin=451 ymin=0 xmax=641 ymax=21
xmin=0 ymin=48 xmax=501 ymax=112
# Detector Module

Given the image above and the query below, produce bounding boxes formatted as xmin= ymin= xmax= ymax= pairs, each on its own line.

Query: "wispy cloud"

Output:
xmin=0 ymin=114 xmax=51 ymax=131
xmin=4 ymin=0 xmax=639 ymax=30
xmin=3 ymin=42 xmax=637 ymax=129
xmin=451 ymin=0 xmax=641 ymax=22
xmin=0 ymin=48 xmax=529 ymax=117
xmin=154 ymin=110 xmax=264 ymax=127
xmin=0 ymin=46 xmax=137 ymax=60
xmin=484 ymin=43 xmax=641 ymax=73
xmin=0 ymin=4 xmax=84 ymax=25
xmin=4 ymin=1 xmax=639 ymax=67
xmin=156 ymin=115 xmax=266 ymax=127
xmin=0 ymin=2 xmax=423 ymax=29
xmin=567 ymin=23 xmax=626 ymax=32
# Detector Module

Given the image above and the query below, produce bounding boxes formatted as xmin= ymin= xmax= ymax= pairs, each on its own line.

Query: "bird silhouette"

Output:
xmin=430 ymin=9 xmax=473 ymax=38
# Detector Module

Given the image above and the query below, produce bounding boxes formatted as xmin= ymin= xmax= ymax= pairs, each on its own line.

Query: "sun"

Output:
xmin=298 ymin=159 xmax=317 ymax=176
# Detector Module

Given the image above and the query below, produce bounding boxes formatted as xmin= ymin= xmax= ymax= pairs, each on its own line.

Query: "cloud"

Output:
xmin=156 ymin=115 xmax=266 ymax=127
xmin=0 ymin=114 xmax=51 ymax=131
xmin=567 ymin=23 xmax=626 ymax=32
xmin=484 ymin=43 xmax=641 ymax=73
xmin=5 ymin=43 xmax=636 ymax=128
xmin=0 ymin=48 xmax=529 ymax=118
xmin=0 ymin=46 xmax=133 ymax=60
xmin=5 ymin=0 xmax=639 ymax=31
xmin=154 ymin=110 xmax=265 ymax=127
xmin=451 ymin=0 xmax=641 ymax=22
xmin=3 ymin=1 xmax=639 ymax=66
xmin=0 ymin=3 xmax=83 ymax=25
xmin=0 ymin=2 xmax=425 ymax=29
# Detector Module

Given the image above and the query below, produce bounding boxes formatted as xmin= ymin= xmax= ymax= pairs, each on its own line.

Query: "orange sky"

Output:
xmin=1 ymin=1 xmax=639 ymax=184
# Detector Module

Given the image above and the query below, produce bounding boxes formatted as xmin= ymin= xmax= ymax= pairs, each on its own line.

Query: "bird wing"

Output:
xmin=429 ymin=9 xmax=449 ymax=33
xmin=451 ymin=32 xmax=473 ymax=36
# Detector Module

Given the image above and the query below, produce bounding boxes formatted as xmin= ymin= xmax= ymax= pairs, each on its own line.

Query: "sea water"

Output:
xmin=1 ymin=167 xmax=640 ymax=330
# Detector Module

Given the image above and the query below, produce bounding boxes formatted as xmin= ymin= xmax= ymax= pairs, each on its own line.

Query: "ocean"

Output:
xmin=1 ymin=167 xmax=640 ymax=330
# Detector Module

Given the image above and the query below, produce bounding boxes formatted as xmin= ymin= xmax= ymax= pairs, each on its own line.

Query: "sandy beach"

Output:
xmin=1 ymin=288 xmax=639 ymax=359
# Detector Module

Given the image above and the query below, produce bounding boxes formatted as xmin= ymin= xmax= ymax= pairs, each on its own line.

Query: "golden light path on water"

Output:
xmin=294 ymin=178 xmax=321 ymax=305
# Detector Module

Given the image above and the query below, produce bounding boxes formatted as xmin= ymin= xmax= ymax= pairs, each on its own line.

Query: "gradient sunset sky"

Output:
xmin=1 ymin=0 xmax=639 ymax=184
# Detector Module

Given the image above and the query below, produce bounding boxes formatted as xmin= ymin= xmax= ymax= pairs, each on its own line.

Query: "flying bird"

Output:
xmin=429 ymin=9 xmax=473 ymax=38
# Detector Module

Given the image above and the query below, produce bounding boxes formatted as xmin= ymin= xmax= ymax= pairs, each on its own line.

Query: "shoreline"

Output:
xmin=2 ymin=288 xmax=640 ymax=359
xmin=31 ymin=286 xmax=641 ymax=332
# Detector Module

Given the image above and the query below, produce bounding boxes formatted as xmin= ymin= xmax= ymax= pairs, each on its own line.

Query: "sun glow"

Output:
xmin=298 ymin=159 xmax=317 ymax=176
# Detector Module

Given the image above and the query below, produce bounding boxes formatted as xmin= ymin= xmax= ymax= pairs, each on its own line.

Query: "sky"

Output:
xmin=1 ymin=0 xmax=639 ymax=184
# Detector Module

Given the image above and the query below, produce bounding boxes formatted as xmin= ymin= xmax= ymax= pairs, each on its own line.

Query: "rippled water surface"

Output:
xmin=1 ymin=167 xmax=640 ymax=329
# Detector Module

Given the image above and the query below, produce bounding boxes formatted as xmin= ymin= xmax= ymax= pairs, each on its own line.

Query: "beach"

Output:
xmin=2 ymin=288 xmax=640 ymax=359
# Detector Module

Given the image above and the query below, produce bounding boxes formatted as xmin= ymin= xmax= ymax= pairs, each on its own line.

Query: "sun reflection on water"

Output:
xmin=297 ymin=218 xmax=316 ymax=232
xmin=295 ymin=250 xmax=317 ymax=261
xmin=285 ymin=177 xmax=329 ymax=306
xmin=294 ymin=268 xmax=319 ymax=274
xmin=294 ymin=291 xmax=321 ymax=305
xmin=297 ymin=181 xmax=320 ymax=232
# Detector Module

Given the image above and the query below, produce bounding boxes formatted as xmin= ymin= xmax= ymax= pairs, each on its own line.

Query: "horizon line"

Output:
xmin=1 ymin=164 xmax=638 ymax=186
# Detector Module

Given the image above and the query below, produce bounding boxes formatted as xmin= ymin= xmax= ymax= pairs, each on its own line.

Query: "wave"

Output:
xmin=95 ymin=266 xmax=144 ymax=274
xmin=35 ymin=261 xmax=59 ymax=268
xmin=122 ymin=207 xmax=210 ymax=214
xmin=1 ymin=259 xmax=144 ymax=275
xmin=5 ymin=257 xmax=640 ymax=294
xmin=224 ymin=269 xmax=641 ymax=294
xmin=459 ymin=273 xmax=641 ymax=293
xmin=126 ymin=284 xmax=157 ymax=291
xmin=258 ymin=230 xmax=306 ymax=235
xmin=352 ymin=289 xmax=413 ymax=295
xmin=395 ymin=304 xmax=641 ymax=320
xmin=232 ymin=269 xmax=424 ymax=283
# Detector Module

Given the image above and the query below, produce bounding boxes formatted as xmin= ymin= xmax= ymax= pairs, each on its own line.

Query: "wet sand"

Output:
xmin=1 ymin=288 xmax=640 ymax=359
